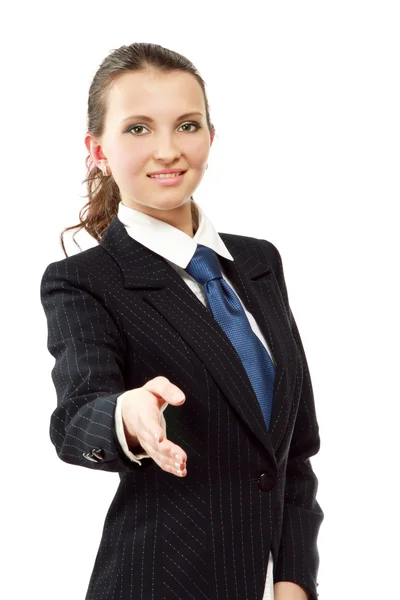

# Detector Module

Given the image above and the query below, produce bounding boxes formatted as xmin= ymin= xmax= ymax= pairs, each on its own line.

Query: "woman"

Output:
xmin=40 ymin=42 xmax=324 ymax=600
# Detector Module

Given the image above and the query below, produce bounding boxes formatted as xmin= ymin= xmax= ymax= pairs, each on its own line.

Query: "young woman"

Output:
xmin=40 ymin=42 xmax=324 ymax=600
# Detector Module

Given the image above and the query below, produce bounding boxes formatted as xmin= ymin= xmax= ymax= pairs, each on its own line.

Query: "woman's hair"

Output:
xmin=60 ymin=42 xmax=216 ymax=258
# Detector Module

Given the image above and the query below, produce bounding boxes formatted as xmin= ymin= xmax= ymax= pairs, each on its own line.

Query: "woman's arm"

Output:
xmin=263 ymin=241 xmax=324 ymax=600
xmin=40 ymin=258 xmax=143 ymax=473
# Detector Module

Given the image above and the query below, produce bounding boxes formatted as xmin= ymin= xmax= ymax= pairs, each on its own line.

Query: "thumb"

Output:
xmin=158 ymin=392 xmax=186 ymax=410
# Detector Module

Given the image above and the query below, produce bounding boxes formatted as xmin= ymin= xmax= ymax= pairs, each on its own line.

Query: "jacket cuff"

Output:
xmin=273 ymin=502 xmax=323 ymax=600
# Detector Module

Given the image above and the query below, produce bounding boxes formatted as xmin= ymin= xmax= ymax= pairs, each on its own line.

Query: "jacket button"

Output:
xmin=83 ymin=452 xmax=98 ymax=462
xmin=258 ymin=472 xmax=276 ymax=492
xmin=91 ymin=447 xmax=105 ymax=461
xmin=83 ymin=447 xmax=105 ymax=462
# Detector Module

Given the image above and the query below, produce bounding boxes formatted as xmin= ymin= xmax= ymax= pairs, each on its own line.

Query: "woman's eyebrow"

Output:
xmin=120 ymin=111 xmax=204 ymax=124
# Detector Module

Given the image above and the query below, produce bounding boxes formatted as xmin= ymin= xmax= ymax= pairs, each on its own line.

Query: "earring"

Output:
xmin=100 ymin=161 xmax=110 ymax=176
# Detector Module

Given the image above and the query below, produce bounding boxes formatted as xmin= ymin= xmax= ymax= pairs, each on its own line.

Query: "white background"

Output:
xmin=1 ymin=1 xmax=399 ymax=598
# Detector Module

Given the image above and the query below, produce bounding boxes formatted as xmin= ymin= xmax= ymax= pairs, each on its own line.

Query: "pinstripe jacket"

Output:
xmin=40 ymin=214 xmax=324 ymax=600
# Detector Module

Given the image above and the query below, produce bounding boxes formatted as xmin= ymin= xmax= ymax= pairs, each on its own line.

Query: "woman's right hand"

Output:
xmin=121 ymin=376 xmax=187 ymax=477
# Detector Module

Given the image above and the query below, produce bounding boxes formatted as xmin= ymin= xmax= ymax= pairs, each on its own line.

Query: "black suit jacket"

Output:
xmin=40 ymin=215 xmax=324 ymax=600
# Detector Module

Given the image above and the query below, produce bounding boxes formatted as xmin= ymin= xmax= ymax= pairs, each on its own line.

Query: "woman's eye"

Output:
xmin=127 ymin=122 xmax=200 ymax=136
xmin=179 ymin=122 xmax=200 ymax=133
xmin=128 ymin=125 xmax=147 ymax=135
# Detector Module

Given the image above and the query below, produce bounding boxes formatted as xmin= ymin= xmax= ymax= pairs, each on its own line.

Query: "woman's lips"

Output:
xmin=147 ymin=171 xmax=187 ymax=186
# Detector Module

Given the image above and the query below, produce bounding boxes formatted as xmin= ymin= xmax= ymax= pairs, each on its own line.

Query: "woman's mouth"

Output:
xmin=148 ymin=171 xmax=186 ymax=179
xmin=147 ymin=171 xmax=187 ymax=186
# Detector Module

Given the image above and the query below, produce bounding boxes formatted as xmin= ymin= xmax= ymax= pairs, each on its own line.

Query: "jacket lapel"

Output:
xmin=101 ymin=216 xmax=294 ymax=465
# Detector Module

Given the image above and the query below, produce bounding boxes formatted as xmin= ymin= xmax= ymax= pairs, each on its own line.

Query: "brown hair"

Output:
xmin=60 ymin=42 xmax=216 ymax=258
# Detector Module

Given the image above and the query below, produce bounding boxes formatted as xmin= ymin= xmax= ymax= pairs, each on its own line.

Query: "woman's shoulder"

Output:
xmin=40 ymin=244 xmax=113 ymax=291
xmin=219 ymin=231 xmax=282 ymax=269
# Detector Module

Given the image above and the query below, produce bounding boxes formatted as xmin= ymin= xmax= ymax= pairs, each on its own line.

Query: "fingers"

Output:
xmin=152 ymin=439 xmax=187 ymax=477
xmin=139 ymin=432 xmax=187 ymax=477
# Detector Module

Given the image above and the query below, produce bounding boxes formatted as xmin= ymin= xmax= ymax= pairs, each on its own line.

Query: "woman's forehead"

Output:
xmin=105 ymin=70 xmax=205 ymax=124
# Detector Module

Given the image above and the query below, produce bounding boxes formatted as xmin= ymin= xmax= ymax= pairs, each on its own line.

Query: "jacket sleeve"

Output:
xmin=266 ymin=241 xmax=324 ymax=600
xmin=40 ymin=258 xmax=148 ymax=473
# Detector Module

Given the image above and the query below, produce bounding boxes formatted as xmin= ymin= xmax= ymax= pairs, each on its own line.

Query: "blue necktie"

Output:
xmin=185 ymin=244 xmax=275 ymax=429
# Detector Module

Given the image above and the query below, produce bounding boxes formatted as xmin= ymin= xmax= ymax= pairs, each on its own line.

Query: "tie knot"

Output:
xmin=185 ymin=244 xmax=222 ymax=284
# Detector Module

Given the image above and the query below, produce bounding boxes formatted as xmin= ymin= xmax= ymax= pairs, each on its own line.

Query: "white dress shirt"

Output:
xmin=114 ymin=199 xmax=275 ymax=599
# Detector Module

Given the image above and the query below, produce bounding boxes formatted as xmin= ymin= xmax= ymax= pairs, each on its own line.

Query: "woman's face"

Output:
xmin=87 ymin=68 xmax=214 ymax=219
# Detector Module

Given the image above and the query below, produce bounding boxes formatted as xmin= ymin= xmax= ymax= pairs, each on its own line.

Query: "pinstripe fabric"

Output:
xmin=40 ymin=211 xmax=323 ymax=600
xmin=114 ymin=201 xmax=276 ymax=599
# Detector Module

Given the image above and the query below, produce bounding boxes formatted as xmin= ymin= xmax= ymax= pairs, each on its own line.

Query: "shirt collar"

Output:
xmin=117 ymin=199 xmax=234 ymax=268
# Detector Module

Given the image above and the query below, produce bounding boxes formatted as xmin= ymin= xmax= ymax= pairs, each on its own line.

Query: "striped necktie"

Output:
xmin=185 ymin=244 xmax=275 ymax=429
